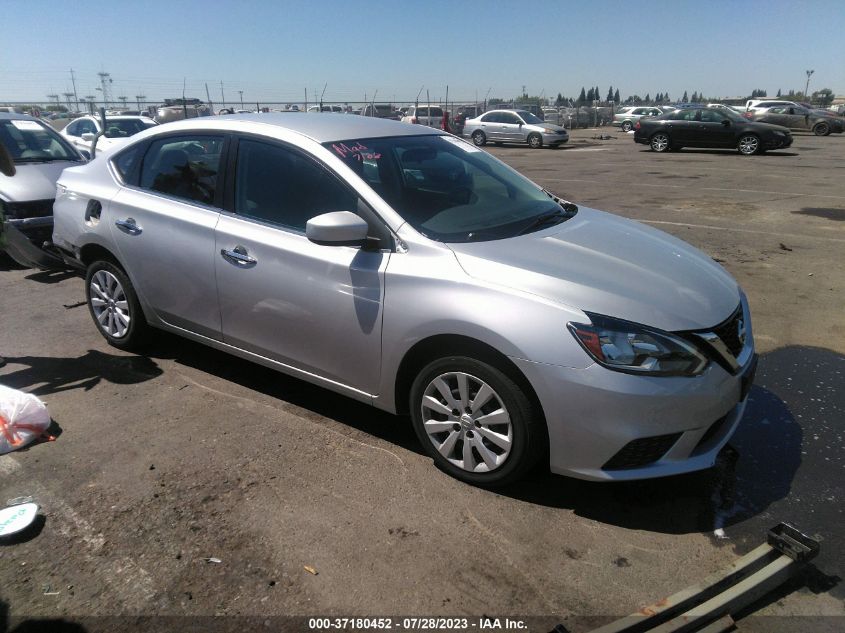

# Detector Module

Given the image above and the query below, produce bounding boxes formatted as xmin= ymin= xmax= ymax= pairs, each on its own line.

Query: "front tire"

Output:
xmin=409 ymin=356 xmax=543 ymax=487
xmin=527 ymin=133 xmax=543 ymax=149
xmin=650 ymin=132 xmax=670 ymax=152
xmin=737 ymin=134 xmax=761 ymax=155
xmin=85 ymin=260 xmax=150 ymax=350
xmin=471 ymin=131 xmax=487 ymax=146
xmin=813 ymin=122 xmax=830 ymax=136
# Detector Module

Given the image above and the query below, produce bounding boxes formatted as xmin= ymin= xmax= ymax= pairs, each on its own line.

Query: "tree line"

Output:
xmin=491 ymin=86 xmax=837 ymax=108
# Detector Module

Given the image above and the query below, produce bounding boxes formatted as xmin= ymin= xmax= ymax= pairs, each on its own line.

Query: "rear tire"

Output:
xmin=650 ymin=132 xmax=670 ymax=152
xmin=471 ymin=131 xmax=487 ymax=146
xmin=527 ymin=133 xmax=543 ymax=149
xmin=621 ymin=121 xmax=633 ymax=132
xmin=85 ymin=260 xmax=150 ymax=351
xmin=409 ymin=356 xmax=543 ymax=487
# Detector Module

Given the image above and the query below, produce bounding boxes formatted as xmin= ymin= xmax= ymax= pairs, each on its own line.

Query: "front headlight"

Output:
xmin=568 ymin=313 xmax=708 ymax=376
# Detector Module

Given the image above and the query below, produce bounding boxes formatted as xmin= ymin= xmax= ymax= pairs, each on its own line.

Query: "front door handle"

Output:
xmin=115 ymin=218 xmax=142 ymax=234
xmin=221 ymin=246 xmax=257 ymax=266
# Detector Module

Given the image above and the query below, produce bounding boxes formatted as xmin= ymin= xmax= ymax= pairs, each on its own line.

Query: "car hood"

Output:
xmin=447 ymin=207 xmax=740 ymax=331
xmin=0 ymin=160 xmax=80 ymax=203
xmin=529 ymin=122 xmax=566 ymax=132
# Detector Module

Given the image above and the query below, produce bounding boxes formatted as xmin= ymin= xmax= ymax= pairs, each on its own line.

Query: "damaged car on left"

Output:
xmin=1 ymin=113 xmax=87 ymax=268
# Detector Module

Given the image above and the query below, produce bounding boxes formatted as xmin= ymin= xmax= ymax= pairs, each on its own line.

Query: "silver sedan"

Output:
xmin=52 ymin=114 xmax=755 ymax=487
xmin=462 ymin=109 xmax=569 ymax=148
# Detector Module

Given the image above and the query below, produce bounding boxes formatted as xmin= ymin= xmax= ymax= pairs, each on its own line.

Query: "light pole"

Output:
xmin=804 ymin=70 xmax=814 ymax=102
xmin=238 ymin=90 xmax=244 ymax=108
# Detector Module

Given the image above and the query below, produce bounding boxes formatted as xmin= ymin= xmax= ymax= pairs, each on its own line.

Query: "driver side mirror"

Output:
xmin=81 ymin=132 xmax=97 ymax=142
xmin=306 ymin=211 xmax=370 ymax=247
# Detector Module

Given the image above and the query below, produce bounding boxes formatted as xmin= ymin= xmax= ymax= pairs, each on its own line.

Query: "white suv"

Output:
xmin=400 ymin=105 xmax=444 ymax=128
xmin=745 ymin=100 xmax=799 ymax=114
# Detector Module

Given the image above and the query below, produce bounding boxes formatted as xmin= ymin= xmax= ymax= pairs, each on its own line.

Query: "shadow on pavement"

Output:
xmin=147 ymin=333 xmax=424 ymax=456
xmin=0 ymin=350 xmax=162 ymax=397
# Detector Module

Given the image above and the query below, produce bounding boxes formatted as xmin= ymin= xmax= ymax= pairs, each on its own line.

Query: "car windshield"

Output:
xmin=0 ymin=119 xmax=81 ymax=163
xmin=102 ymin=119 xmax=155 ymax=138
xmin=516 ymin=111 xmax=543 ymax=124
xmin=719 ymin=108 xmax=746 ymax=122
xmin=325 ymin=135 xmax=574 ymax=243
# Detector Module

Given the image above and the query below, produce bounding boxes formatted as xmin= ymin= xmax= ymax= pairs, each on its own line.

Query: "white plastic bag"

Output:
xmin=0 ymin=384 xmax=51 ymax=454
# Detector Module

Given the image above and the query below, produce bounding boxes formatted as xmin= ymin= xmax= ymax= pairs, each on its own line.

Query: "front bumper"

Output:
xmin=541 ymin=131 xmax=569 ymax=145
xmin=765 ymin=134 xmax=793 ymax=150
xmin=513 ymin=347 xmax=756 ymax=482
xmin=2 ymin=217 xmax=64 ymax=269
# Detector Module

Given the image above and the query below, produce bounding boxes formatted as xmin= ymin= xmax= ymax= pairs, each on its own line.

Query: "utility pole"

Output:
xmin=135 ymin=94 xmax=146 ymax=112
xmin=47 ymin=93 xmax=59 ymax=112
xmin=97 ymin=71 xmax=112 ymax=107
xmin=804 ymin=70 xmax=814 ymax=101
xmin=238 ymin=90 xmax=244 ymax=108
xmin=84 ymin=95 xmax=96 ymax=115
xmin=220 ymin=81 xmax=225 ymax=108
xmin=63 ymin=92 xmax=74 ymax=111
xmin=69 ymin=69 xmax=79 ymax=110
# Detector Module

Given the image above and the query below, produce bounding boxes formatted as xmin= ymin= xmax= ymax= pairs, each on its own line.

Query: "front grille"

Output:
xmin=1 ymin=198 xmax=54 ymax=220
xmin=602 ymin=433 xmax=682 ymax=471
xmin=711 ymin=306 xmax=744 ymax=358
xmin=693 ymin=415 xmax=729 ymax=453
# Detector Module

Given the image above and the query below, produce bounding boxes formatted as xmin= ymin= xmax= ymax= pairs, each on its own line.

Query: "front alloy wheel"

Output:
xmin=471 ymin=131 xmax=486 ymax=146
xmin=420 ymin=371 xmax=513 ymax=473
xmin=527 ymin=133 xmax=543 ymax=149
xmin=737 ymin=134 xmax=760 ymax=155
xmin=409 ymin=356 xmax=543 ymax=486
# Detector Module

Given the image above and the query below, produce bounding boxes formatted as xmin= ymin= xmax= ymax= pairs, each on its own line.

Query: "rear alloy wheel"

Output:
xmin=471 ymin=131 xmax=487 ymax=146
xmin=650 ymin=132 xmax=670 ymax=152
xmin=527 ymin=133 xmax=543 ymax=149
xmin=86 ymin=260 xmax=149 ymax=350
xmin=621 ymin=121 xmax=633 ymax=132
xmin=409 ymin=356 xmax=542 ymax=487
xmin=737 ymin=134 xmax=761 ymax=155
xmin=813 ymin=122 xmax=830 ymax=136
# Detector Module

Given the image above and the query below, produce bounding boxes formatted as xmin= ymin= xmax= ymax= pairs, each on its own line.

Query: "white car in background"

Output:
xmin=61 ymin=115 xmax=157 ymax=154
xmin=401 ymin=105 xmax=444 ymax=128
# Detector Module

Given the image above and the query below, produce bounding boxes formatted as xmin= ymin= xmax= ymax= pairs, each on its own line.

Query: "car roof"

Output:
xmin=0 ymin=112 xmax=41 ymax=121
xmin=143 ymin=112 xmax=445 ymax=143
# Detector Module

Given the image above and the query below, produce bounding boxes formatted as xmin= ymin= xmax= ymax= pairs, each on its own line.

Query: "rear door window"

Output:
xmin=139 ymin=135 xmax=224 ymax=206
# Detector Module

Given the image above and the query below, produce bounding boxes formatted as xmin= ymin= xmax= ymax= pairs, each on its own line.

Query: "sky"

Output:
xmin=3 ymin=0 xmax=844 ymax=107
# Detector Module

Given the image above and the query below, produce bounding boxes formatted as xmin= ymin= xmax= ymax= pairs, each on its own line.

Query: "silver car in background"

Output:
xmin=463 ymin=109 xmax=569 ymax=148
xmin=612 ymin=106 xmax=663 ymax=132
xmin=52 ymin=114 xmax=755 ymax=486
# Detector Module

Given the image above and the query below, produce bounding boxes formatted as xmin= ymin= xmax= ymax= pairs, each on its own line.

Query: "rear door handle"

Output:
xmin=221 ymin=246 xmax=257 ymax=266
xmin=115 ymin=218 xmax=142 ymax=234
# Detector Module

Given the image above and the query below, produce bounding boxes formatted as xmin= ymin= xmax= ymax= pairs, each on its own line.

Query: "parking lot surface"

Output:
xmin=1 ymin=129 xmax=843 ymax=631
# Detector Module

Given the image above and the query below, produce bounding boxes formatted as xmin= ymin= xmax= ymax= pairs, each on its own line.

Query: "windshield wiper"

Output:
xmin=515 ymin=209 xmax=570 ymax=236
